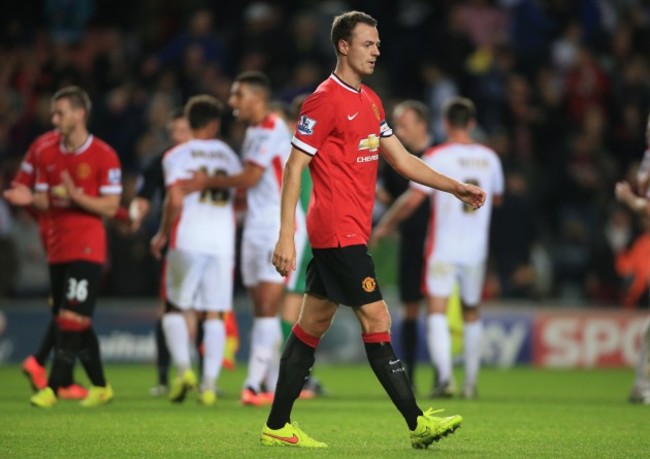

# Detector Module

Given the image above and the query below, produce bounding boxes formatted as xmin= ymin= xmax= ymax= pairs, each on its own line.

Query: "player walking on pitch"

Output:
xmin=263 ymin=11 xmax=485 ymax=448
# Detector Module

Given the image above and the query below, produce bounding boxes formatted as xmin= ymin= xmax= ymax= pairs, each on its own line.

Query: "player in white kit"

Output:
xmin=150 ymin=95 xmax=242 ymax=406
xmin=181 ymin=72 xmax=292 ymax=406
xmin=373 ymin=97 xmax=504 ymax=398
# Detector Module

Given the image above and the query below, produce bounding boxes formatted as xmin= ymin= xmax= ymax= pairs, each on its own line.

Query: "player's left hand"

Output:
xmin=180 ymin=170 xmax=209 ymax=194
xmin=3 ymin=183 xmax=34 ymax=206
xmin=455 ymin=182 xmax=486 ymax=210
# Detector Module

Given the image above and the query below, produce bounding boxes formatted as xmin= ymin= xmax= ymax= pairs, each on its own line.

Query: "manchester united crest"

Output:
xmin=372 ymin=103 xmax=380 ymax=120
xmin=362 ymin=276 xmax=377 ymax=293
xmin=76 ymin=162 xmax=91 ymax=180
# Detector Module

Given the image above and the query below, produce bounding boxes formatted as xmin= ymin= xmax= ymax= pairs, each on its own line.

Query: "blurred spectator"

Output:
xmin=508 ymin=0 xmax=557 ymax=77
xmin=551 ymin=21 xmax=583 ymax=75
xmin=467 ymin=46 xmax=516 ymax=134
xmin=142 ymin=8 xmax=227 ymax=78
xmin=45 ymin=0 xmax=95 ymax=45
xmin=421 ymin=61 xmax=458 ymax=141
xmin=428 ymin=6 xmax=474 ymax=84
xmin=285 ymin=10 xmax=332 ymax=70
xmin=564 ymin=47 xmax=610 ymax=124
xmin=230 ymin=2 xmax=291 ymax=79
xmin=457 ymin=0 xmax=509 ymax=48
xmin=91 ymin=84 xmax=146 ymax=171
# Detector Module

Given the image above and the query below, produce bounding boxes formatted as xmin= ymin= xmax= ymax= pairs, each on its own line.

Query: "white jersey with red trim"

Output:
xmin=411 ymin=142 xmax=504 ymax=264
xmin=163 ymin=138 xmax=242 ymax=256
xmin=242 ymin=113 xmax=291 ymax=232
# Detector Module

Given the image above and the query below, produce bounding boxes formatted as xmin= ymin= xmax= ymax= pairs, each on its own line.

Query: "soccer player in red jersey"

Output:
xmin=260 ymin=11 xmax=485 ymax=449
xmin=13 ymin=129 xmax=90 ymax=400
xmin=4 ymin=86 xmax=121 ymax=408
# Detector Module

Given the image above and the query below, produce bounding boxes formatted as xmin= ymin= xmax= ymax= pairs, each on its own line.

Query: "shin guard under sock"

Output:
xmin=79 ymin=328 xmax=107 ymax=387
xmin=400 ymin=319 xmax=418 ymax=384
xmin=266 ymin=324 xmax=318 ymax=429
xmin=48 ymin=327 xmax=82 ymax=391
xmin=363 ymin=332 xmax=422 ymax=430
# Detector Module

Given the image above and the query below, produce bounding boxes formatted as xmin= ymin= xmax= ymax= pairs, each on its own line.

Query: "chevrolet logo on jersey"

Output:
xmin=358 ymin=134 xmax=379 ymax=152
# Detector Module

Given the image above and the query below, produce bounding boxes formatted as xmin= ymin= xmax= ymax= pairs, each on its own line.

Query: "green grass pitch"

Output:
xmin=0 ymin=364 xmax=648 ymax=458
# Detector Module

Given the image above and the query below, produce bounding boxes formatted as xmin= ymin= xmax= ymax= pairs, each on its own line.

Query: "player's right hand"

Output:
xmin=180 ymin=170 xmax=209 ymax=194
xmin=272 ymin=236 xmax=296 ymax=277
xmin=150 ymin=232 xmax=167 ymax=260
xmin=3 ymin=183 xmax=35 ymax=206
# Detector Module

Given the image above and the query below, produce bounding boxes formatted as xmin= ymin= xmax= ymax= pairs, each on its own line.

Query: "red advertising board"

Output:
xmin=533 ymin=311 xmax=649 ymax=367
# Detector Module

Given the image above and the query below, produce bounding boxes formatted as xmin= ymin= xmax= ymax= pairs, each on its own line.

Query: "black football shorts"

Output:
xmin=48 ymin=261 xmax=103 ymax=317
xmin=306 ymin=244 xmax=383 ymax=307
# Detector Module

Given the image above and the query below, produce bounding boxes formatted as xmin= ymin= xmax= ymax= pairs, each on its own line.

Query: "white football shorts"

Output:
xmin=165 ymin=249 xmax=234 ymax=312
xmin=424 ymin=259 xmax=486 ymax=306
xmin=240 ymin=230 xmax=285 ymax=287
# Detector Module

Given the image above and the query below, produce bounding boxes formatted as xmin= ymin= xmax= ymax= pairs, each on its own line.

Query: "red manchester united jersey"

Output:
xmin=34 ymin=135 xmax=122 ymax=264
xmin=292 ymin=74 xmax=393 ymax=248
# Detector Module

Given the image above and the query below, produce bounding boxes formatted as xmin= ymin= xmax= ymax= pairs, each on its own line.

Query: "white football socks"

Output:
xmin=463 ymin=320 xmax=482 ymax=388
xmin=162 ymin=313 xmax=191 ymax=374
xmin=427 ymin=313 xmax=452 ymax=384
xmin=263 ymin=323 xmax=283 ymax=393
xmin=634 ymin=318 xmax=650 ymax=388
xmin=244 ymin=317 xmax=281 ymax=392
xmin=202 ymin=318 xmax=226 ymax=392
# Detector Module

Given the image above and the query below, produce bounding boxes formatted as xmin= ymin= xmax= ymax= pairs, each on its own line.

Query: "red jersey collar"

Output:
xmin=330 ymin=73 xmax=360 ymax=94
xmin=60 ymin=134 xmax=94 ymax=155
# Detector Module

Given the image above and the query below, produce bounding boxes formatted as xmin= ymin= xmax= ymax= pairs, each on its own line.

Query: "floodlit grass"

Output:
xmin=0 ymin=364 xmax=647 ymax=458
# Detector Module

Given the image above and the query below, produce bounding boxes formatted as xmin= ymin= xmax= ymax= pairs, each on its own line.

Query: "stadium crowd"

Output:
xmin=1 ymin=0 xmax=650 ymax=306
